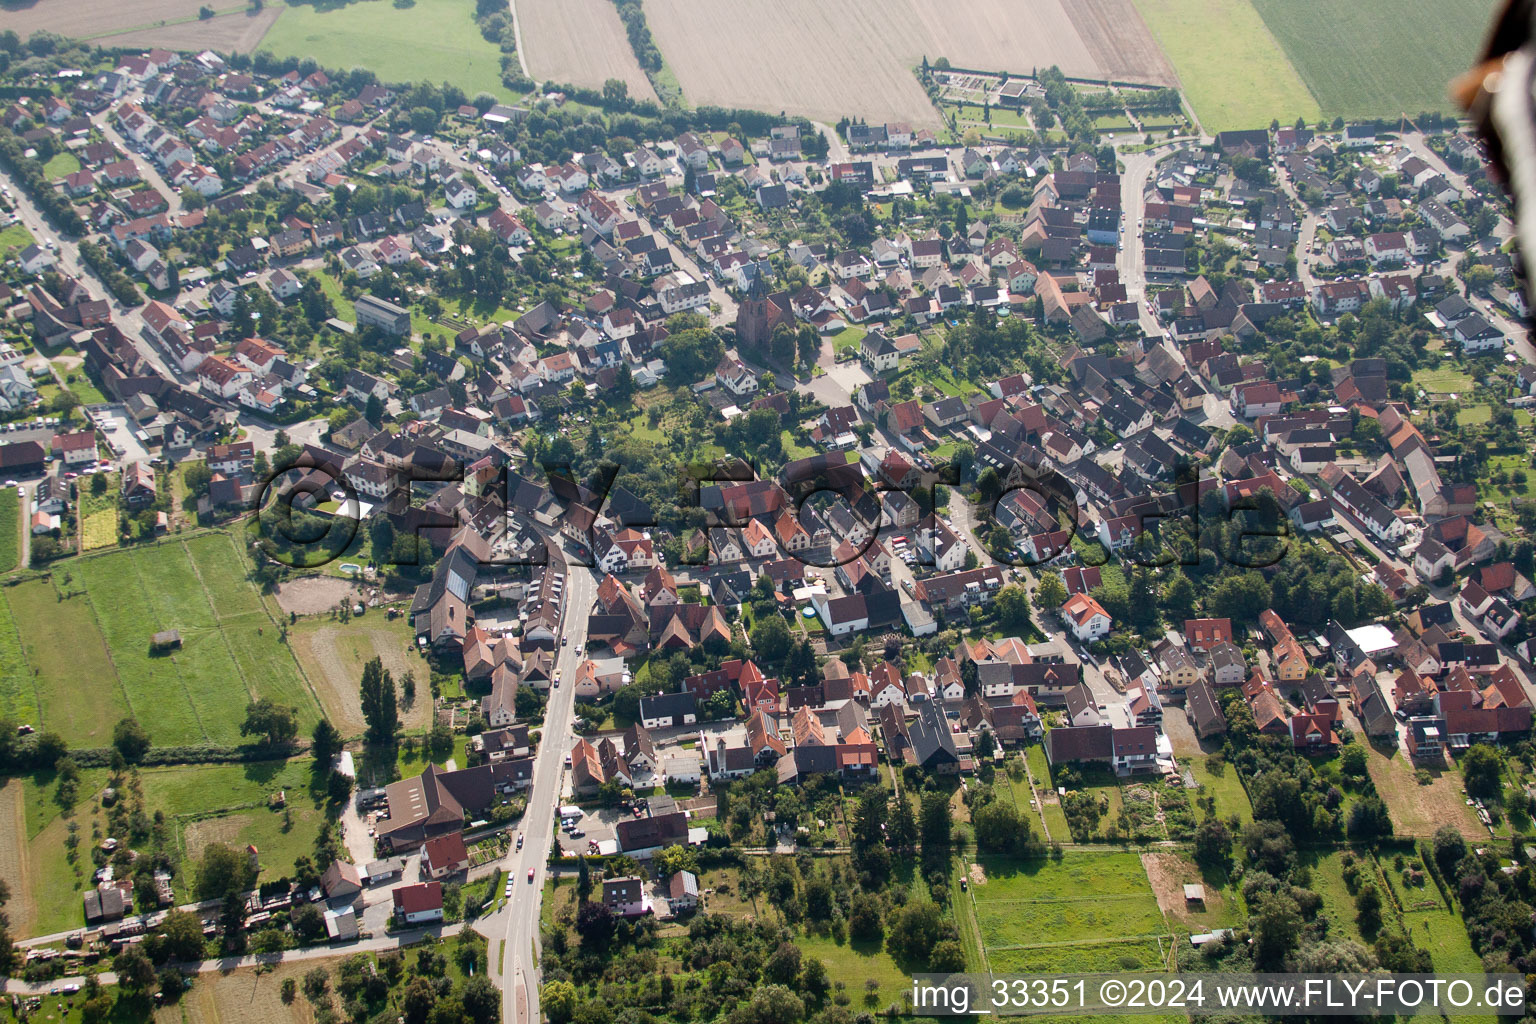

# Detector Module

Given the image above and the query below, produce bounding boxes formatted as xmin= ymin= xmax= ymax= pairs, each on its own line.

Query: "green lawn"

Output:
xmin=312 ymin=271 xmax=355 ymax=320
xmin=6 ymin=577 xmax=128 ymax=747
xmin=3 ymin=537 xmax=319 ymax=749
xmin=258 ymin=0 xmax=513 ymax=103
xmin=1303 ymin=849 xmax=1376 ymax=945
xmin=795 ymin=931 xmax=912 ymax=1009
xmin=139 ymin=759 xmax=328 ymax=899
xmin=1130 ymin=0 xmax=1321 ymax=132
xmin=0 ymin=487 xmax=18 ymax=574
xmin=77 ymin=474 xmax=118 ymax=551
xmin=42 ymin=151 xmax=80 ymax=180
xmin=0 ymin=586 xmax=37 ymax=723
xmin=1411 ymin=365 xmax=1475 ymax=395
xmin=0 ymin=222 xmax=33 ymax=258
xmin=1482 ymin=454 xmax=1536 ymax=504
xmin=971 ymin=852 xmax=1165 ymax=938
xmin=1249 ymin=0 xmax=1499 ymax=118
xmin=1184 ymin=756 xmax=1253 ymax=823
xmin=1022 ymin=746 xmax=1071 ymax=841
xmin=831 ymin=326 xmax=866 ymax=355
xmin=1456 ymin=403 xmax=1492 ymax=426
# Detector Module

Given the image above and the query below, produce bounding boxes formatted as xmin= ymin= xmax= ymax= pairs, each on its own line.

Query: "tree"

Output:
xmin=113 ymin=717 xmax=150 ymax=763
xmin=196 ymin=843 xmax=255 ymax=900
xmin=311 ymin=718 xmax=342 ymax=771
xmin=542 ymin=980 xmax=577 ymax=1024
xmin=885 ymin=900 xmax=947 ymax=965
xmin=1461 ymin=744 xmax=1502 ymax=799
xmin=1034 ymin=571 xmax=1067 ymax=610
xmin=359 ymin=657 xmax=398 ymax=744
xmin=764 ymin=940 xmax=802 ymax=984
xmin=159 ymin=909 xmax=208 ymax=963
xmin=114 ymin=944 xmax=158 ymax=993
xmin=292 ymin=903 xmax=326 ymax=943
xmin=462 ymin=975 xmax=499 ymax=1023
xmin=241 ymin=699 xmax=298 ymax=746
xmin=1432 ymin=826 xmax=1467 ymax=878
xmin=574 ymin=900 xmax=615 ymax=945
xmin=931 ymin=939 xmax=966 ymax=973
xmin=1340 ymin=744 xmax=1368 ymax=778
xmin=1346 ymin=797 xmax=1393 ymax=842
xmin=920 ymin=790 xmax=952 ymax=853
xmin=749 ymin=614 xmax=792 ymax=665
xmin=889 ymin=792 xmax=917 ymax=849
xmin=1250 ymin=891 xmax=1302 ymax=968
xmin=1192 ymin=817 xmax=1234 ymax=872
xmin=994 ymin=585 xmax=1032 ymax=632
xmin=848 ymin=891 xmax=884 ymax=944
xmin=972 ymin=799 xmax=1030 ymax=853
xmin=727 ymin=985 xmax=803 ymax=1024
xmin=403 ymin=976 xmax=437 ymax=1024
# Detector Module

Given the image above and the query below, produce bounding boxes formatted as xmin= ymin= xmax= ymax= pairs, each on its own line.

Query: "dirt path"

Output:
xmin=0 ymin=780 xmax=33 ymax=937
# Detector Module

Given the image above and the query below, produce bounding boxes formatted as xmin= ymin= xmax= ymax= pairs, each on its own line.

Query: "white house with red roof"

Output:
xmin=1062 ymin=593 xmax=1111 ymax=642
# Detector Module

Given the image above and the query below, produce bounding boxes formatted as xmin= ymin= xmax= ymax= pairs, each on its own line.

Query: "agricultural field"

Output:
xmin=517 ymin=0 xmax=659 ymax=103
xmin=288 ymin=614 xmax=430 ymax=741
xmin=0 ymin=0 xmax=278 ymax=51
xmin=1 ymin=535 xmax=319 ymax=749
xmin=645 ymin=0 xmax=1172 ymax=128
xmin=257 ymin=0 xmax=513 ymax=102
xmin=1129 ymin=0 xmax=1320 ymax=133
xmin=140 ymin=759 xmax=328 ymax=898
xmin=1364 ymin=741 xmax=1484 ymax=839
xmin=0 ymin=486 xmax=18 ymax=574
xmin=1249 ymin=0 xmax=1500 ymax=119
xmin=967 ymin=852 xmax=1171 ymax=975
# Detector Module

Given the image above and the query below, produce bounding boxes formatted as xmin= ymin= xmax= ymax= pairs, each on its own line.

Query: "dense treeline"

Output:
xmin=611 ymin=0 xmax=662 ymax=73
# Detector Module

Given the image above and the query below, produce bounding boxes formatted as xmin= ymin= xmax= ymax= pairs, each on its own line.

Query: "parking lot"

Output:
xmin=556 ymin=805 xmax=631 ymax=856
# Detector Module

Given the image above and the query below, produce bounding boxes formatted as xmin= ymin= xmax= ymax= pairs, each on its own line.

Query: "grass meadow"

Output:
xmin=965 ymin=852 xmax=1171 ymax=976
xmin=0 ymin=487 xmax=18 ymax=573
xmin=1129 ymin=0 xmax=1320 ymax=133
xmin=1 ymin=534 xmax=319 ymax=748
xmin=1249 ymin=0 xmax=1500 ymax=118
xmin=257 ymin=0 xmax=511 ymax=102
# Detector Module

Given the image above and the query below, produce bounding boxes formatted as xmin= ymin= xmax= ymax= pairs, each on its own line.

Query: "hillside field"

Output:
xmin=1130 ymin=0 xmax=1319 ymax=133
xmin=1249 ymin=0 xmax=1500 ymax=119
xmin=257 ymin=0 xmax=512 ymax=101
xmin=0 ymin=533 xmax=320 ymax=748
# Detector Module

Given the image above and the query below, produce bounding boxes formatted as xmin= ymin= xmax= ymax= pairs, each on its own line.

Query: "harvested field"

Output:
xmin=645 ymin=0 xmax=1173 ymax=127
xmin=290 ymin=621 xmax=429 ymax=737
xmin=0 ymin=0 xmax=278 ymax=49
xmin=156 ymin=959 xmax=319 ymax=1024
xmin=1366 ymin=741 xmax=1483 ymax=840
xmin=0 ymin=780 xmax=32 ymax=938
xmin=515 ymin=0 xmax=659 ymax=103
xmin=1065 ymin=0 xmax=1176 ymax=86
xmin=105 ymin=6 xmax=282 ymax=53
